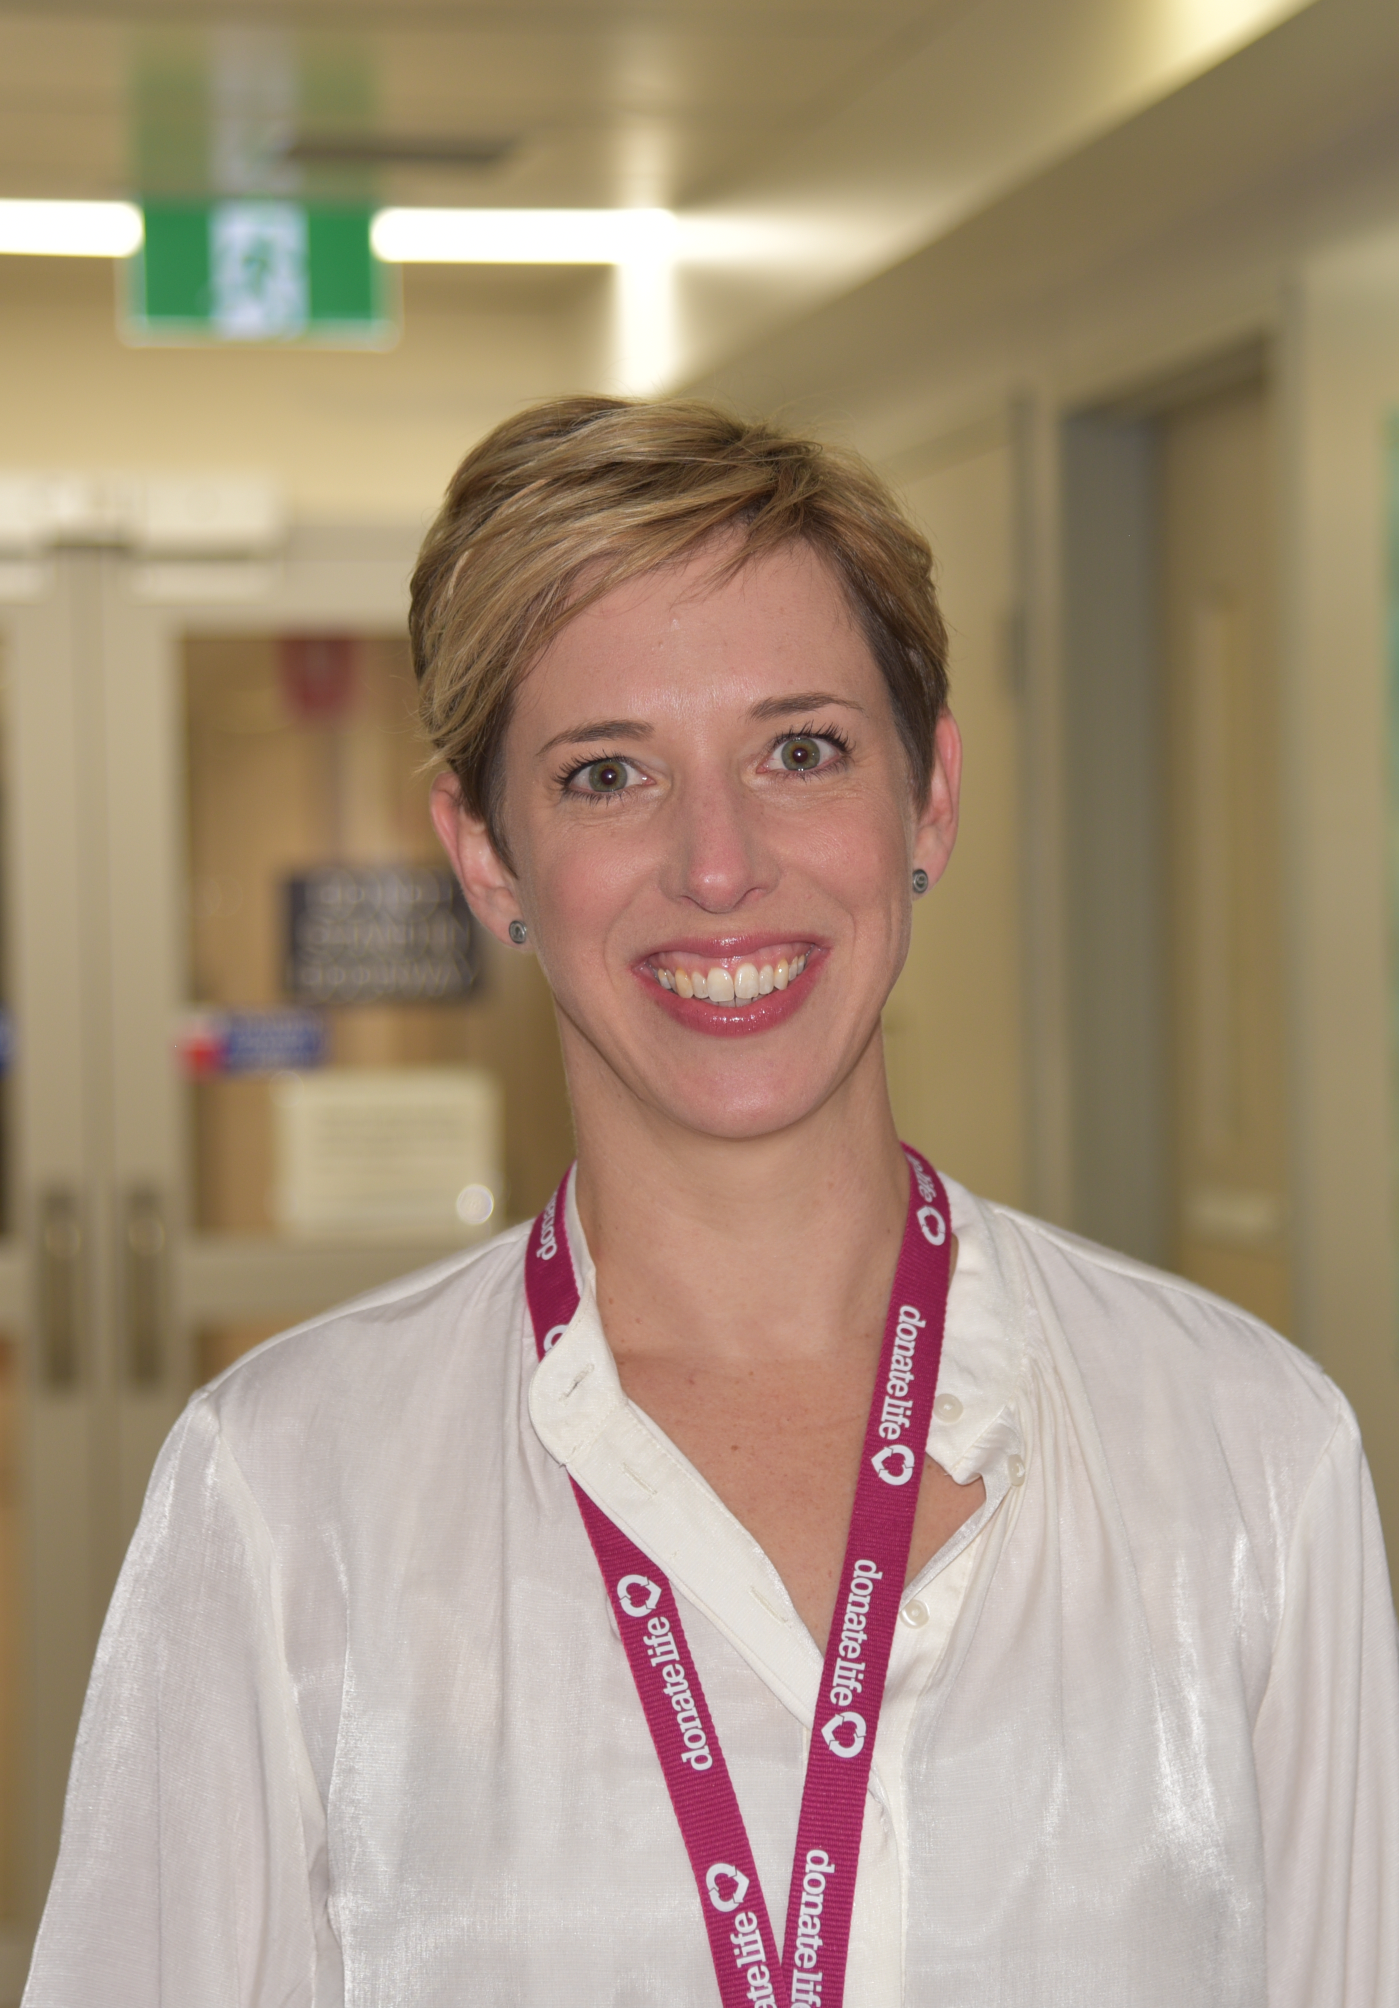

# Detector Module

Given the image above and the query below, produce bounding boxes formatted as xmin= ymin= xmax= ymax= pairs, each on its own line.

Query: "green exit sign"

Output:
xmin=124 ymin=201 xmax=397 ymax=347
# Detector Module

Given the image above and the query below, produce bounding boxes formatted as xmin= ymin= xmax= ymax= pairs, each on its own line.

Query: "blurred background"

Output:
xmin=3 ymin=0 xmax=1399 ymax=1983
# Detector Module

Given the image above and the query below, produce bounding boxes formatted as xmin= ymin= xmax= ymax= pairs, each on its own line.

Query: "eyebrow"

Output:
xmin=537 ymin=718 xmax=656 ymax=756
xmin=747 ymin=690 xmax=867 ymax=721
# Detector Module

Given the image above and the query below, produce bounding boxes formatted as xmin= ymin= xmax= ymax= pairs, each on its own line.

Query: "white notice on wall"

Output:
xmin=271 ymin=1066 xmax=503 ymax=1243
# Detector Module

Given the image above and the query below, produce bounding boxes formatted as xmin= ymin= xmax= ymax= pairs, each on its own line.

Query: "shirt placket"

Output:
xmin=871 ymin=1445 xmax=1023 ymax=1999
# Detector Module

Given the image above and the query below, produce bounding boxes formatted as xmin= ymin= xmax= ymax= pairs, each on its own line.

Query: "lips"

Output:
xmin=635 ymin=939 xmax=823 ymax=1036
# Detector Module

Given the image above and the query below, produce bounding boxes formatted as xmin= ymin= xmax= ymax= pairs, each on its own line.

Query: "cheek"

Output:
xmin=520 ymin=824 xmax=647 ymax=963
xmin=789 ymin=799 xmax=910 ymax=911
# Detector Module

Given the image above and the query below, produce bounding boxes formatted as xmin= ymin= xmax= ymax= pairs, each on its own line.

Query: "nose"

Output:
xmin=662 ymin=773 xmax=778 ymax=914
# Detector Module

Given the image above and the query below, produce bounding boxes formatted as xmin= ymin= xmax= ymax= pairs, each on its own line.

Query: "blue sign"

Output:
xmin=178 ymin=1007 xmax=328 ymax=1078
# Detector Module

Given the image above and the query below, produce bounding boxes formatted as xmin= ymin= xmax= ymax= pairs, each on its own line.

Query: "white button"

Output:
xmin=900 ymin=1598 xmax=930 ymax=1628
xmin=933 ymin=1391 xmax=963 ymax=1422
xmin=1007 ymin=1455 xmax=1026 ymax=1485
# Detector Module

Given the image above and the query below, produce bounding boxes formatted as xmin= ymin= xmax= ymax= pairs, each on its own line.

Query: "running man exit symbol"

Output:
xmin=211 ymin=202 xmax=307 ymax=338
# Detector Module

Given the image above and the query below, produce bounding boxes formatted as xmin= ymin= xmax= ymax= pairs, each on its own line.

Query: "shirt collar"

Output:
xmin=526 ymin=1167 xmax=1026 ymax=1715
xmin=926 ymin=1175 xmax=1026 ymax=1483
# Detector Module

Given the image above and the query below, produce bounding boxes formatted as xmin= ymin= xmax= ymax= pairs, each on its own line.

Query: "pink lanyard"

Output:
xmin=525 ymin=1147 xmax=951 ymax=2008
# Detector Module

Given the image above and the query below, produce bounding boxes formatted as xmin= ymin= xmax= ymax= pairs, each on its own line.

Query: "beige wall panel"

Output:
xmin=882 ymin=444 xmax=1027 ymax=1207
xmin=0 ymin=260 xmax=589 ymax=525
xmin=0 ymin=1342 xmax=17 ymax=1924
xmin=1159 ymin=381 xmax=1292 ymax=1333
xmin=1287 ymin=235 xmax=1399 ymax=1585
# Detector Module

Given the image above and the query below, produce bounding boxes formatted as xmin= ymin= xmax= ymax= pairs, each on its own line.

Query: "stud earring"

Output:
xmin=508 ymin=919 xmax=528 ymax=945
xmin=911 ymin=868 xmax=930 ymax=897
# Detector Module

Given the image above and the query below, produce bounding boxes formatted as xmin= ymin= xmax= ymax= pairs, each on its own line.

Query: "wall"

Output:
xmin=0 ymin=256 xmax=603 ymax=525
xmin=1284 ymin=229 xmax=1399 ymax=1557
xmin=884 ymin=432 xmax=1029 ymax=1207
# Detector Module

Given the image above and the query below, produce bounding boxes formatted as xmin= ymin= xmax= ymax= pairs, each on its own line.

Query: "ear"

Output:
xmin=429 ymin=771 xmax=529 ymax=949
xmin=911 ymin=711 xmax=962 ymax=889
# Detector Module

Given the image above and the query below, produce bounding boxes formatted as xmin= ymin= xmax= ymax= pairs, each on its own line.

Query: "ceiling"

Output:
xmin=698 ymin=0 xmax=1399 ymax=420
xmin=4 ymin=0 xmax=1396 ymax=394
xmin=0 ymin=0 xmax=953 ymax=210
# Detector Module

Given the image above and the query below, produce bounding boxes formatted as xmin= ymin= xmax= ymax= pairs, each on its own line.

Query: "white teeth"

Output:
xmin=658 ymin=952 xmax=809 ymax=1005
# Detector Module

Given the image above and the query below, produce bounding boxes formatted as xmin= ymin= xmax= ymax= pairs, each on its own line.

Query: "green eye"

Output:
xmin=584 ymin=758 xmax=630 ymax=793
xmin=780 ymin=736 xmax=824 ymax=771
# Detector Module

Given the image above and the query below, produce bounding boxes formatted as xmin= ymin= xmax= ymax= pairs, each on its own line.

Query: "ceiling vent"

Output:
xmin=285 ymin=135 xmax=516 ymax=171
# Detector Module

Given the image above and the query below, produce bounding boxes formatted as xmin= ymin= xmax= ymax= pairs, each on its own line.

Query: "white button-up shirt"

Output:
xmin=23 ymin=1180 xmax=1399 ymax=2006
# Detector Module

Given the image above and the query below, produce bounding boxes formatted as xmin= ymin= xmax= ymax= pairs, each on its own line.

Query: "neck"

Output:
xmin=571 ymin=1038 xmax=910 ymax=1370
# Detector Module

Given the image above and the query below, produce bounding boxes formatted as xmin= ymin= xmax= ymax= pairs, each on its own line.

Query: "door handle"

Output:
xmin=124 ymin=1186 xmax=168 ymax=1388
xmin=37 ymin=1187 xmax=83 ymax=1389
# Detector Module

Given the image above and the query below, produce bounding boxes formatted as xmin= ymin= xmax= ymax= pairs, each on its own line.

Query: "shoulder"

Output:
xmin=988 ymin=1194 xmax=1338 ymax=1428
xmin=189 ymin=1221 xmax=533 ymax=1490
xmin=955 ymin=1188 xmax=1351 ymax=1561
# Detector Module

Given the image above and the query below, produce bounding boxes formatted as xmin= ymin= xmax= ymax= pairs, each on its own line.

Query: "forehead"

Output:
xmin=518 ymin=540 xmax=882 ymax=728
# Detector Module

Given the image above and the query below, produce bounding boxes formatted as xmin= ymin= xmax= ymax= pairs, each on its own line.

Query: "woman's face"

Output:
xmin=434 ymin=538 xmax=960 ymax=1144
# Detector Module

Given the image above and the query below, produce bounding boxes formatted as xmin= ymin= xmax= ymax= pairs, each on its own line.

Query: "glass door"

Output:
xmin=1 ymin=524 xmax=575 ymax=1994
xmin=106 ymin=534 xmax=575 ymax=1376
xmin=0 ymin=547 xmax=125 ymax=1996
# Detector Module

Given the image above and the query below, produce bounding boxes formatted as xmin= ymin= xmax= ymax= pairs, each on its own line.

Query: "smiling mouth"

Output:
xmin=644 ymin=945 xmax=814 ymax=1009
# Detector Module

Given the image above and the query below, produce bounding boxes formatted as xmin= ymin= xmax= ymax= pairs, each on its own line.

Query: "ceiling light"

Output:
xmin=370 ymin=207 xmax=677 ymax=266
xmin=0 ymin=200 xmax=144 ymax=257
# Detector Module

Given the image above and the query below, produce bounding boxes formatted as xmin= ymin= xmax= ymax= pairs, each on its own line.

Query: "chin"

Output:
xmin=640 ymin=1051 xmax=857 ymax=1143
xmin=555 ymin=964 xmax=890 ymax=1144
xmin=668 ymin=1098 xmax=827 ymax=1144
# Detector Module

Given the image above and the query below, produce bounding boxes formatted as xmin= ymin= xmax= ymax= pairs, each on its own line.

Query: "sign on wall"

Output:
xmin=124 ymin=200 xmax=398 ymax=347
xmin=285 ymin=864 xmax=477 ymax=1005
xmin=272 ymin=1066 xmax=502 ymax=1242
xmin=176 ymin=1007 xmax=328 ymax=1078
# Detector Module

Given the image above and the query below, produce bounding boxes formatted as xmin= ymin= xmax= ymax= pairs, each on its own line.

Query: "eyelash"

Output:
xmin=553 ymin=725 xmax=854 ymax=800
xmin=772 ymin=723 xmax=853 ymax=770
xmin=553 ymin=754 xmax=641 ymax=799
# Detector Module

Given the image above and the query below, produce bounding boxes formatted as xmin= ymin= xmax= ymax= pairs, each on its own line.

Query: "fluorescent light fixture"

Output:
xmin=370 ymin=207 xmax=677 ymax=265
xmin=0 ymin=200 xmax=143 ymax=257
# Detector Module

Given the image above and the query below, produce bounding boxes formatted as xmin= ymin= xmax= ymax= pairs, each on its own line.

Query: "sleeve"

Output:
xmin=21 ymin=1395 xmax=339 ymax=2008
xmin=1252 ymin=1405 xmax=1399 ymax=2008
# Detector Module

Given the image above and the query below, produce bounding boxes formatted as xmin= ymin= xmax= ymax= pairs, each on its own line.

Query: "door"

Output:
xmin=0 ymin=511 xmax=575 ymax=1994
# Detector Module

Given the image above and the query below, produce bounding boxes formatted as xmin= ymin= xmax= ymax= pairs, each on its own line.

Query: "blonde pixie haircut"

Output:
xmin=410 ymin=396 xmax=949 ymax=861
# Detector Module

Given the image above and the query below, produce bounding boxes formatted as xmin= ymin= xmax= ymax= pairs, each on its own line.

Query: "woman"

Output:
xmin=24 ymin=398 xmax=1398 ymax=2006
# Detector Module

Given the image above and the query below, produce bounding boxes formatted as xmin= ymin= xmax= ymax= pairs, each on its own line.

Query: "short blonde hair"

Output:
xmin=410 ymin=396 xmax=948 ymax=857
